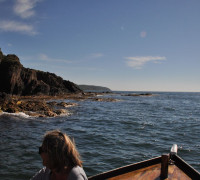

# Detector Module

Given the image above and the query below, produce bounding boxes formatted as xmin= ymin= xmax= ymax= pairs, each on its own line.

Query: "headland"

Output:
xmin=0 ymin=49 xmax=116 ymax=117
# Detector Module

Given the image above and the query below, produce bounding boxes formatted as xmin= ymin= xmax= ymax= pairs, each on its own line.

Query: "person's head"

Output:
xmin=39 ymin=130 xmax=82 ymax=172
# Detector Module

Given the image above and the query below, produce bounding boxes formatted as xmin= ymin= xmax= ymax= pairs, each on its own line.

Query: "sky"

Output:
xmin=0 ymin=0 xmax=200 ymax=92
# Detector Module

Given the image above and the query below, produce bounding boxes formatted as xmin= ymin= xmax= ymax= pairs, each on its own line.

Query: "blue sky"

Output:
xmin=0 ymin=0 xmax=200 ymax=92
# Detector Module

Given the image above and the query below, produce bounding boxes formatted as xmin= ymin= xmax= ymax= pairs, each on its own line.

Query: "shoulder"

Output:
xmin=30 ymin=167 xmax=51 ymax=180
xmin=68 ymin=166 xmax=88 ymax=180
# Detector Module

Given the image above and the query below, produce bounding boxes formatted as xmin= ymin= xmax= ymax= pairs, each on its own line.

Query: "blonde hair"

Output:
xmin=42 ymin=130 xmax=82 ymax=172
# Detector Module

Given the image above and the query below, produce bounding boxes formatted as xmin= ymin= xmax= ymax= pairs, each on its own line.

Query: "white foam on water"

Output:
xmin=59 ymin=112 xmax=72 ymax=117
xmin=97 ymin=94 xmax=103 ymax=97
xmin=1 ymin=111 xmax=31 ymax=118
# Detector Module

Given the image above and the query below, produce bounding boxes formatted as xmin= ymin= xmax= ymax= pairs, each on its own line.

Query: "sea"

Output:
xmin=0 ymin=91 xmax=200 ymax=179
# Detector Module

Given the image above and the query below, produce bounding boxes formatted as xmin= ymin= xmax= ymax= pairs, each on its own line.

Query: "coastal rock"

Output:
xmin=54 ymin=109 xmax=68 ymax=115
xmin=57 ymin=102 xmax=78 ymax=107
xmin=92 ymin=97 xmax=120 ymax=102
xmin=0 ymin=92 xmax=120 ymax=117
xmin=0 ymin=49 xmax=82 ymax=96
xmin=46 ymin=101 xmax=78 ymax=108
xmin=44 ymin=110 xmax=57 ymax=117
xmin=0 ymin=96 xmax=74 ymax=117
xmin=123 ymin=93 xmax=153 ymax=97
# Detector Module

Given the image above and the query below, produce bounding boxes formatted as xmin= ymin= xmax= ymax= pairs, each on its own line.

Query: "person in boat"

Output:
xmin=31 ymin=130 xmax=88 ymax=180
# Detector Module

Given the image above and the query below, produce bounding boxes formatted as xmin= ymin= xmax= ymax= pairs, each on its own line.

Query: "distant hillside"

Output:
xmin=79 ymin=85 xmax=111 ymax=92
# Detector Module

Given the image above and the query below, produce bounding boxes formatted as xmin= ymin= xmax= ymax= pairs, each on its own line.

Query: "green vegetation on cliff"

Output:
xmin=79 ymin=85 xmax=111 ymax=92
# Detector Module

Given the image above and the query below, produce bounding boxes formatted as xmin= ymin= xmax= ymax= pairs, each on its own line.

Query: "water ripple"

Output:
xmin=0 ymin=92 xmax=200 ymax=179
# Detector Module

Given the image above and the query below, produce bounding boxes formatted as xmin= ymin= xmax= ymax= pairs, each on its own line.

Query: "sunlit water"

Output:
xmin=0 ymin=92 xmax=200 ymax=179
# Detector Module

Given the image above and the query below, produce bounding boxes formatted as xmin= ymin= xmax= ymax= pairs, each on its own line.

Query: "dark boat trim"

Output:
xmin=171 ymin=154 xmax=200 ymax=179
xmin=88 ymin=154 xmax=200 ymax=180
xmin=88 ymin=156 xmax=161 ymax=180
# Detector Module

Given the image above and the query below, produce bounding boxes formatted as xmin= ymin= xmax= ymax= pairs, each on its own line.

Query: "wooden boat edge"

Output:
xmin=88 ymin=156 xmax=161 ymax=180
xmin=171 ymin=154 xmax=200 ymax=180
xmin=88 ymin=154 xmax=200 ymax=180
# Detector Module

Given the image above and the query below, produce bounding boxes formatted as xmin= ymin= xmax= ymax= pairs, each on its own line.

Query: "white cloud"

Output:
xmin=0 ymin=1 xmax=42 ymax=35
xmin=38 ymin=53 xmax=72 ymax=63
xmin=0 ymin=20 xmax=37 ymax=35
xmin=125 ymin=56 xmax=166 ymax=69
xmin=14 ymin=0 xmax=41 ymax=19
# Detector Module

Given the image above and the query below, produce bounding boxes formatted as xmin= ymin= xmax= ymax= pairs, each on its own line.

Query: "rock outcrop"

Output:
xmin=123 ymin=93 xmax=154 ymax=97
xmin=0 ymin=93 xmax=75 ymax=117
xmin=0 ymin=49 xmax=118 ymax=117
xmin=0 ymin=49 xmax=82 ymax=96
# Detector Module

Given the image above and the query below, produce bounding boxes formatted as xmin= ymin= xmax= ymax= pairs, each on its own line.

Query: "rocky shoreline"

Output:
xmin=0 ymin=92 xmax=157 ymax=117
xmin=0 ymin=92 xmax=118 ymax=117
xmin=0 ymin=49 xmax=156 ymax=118
xmin=123 ymin=93 xmax=154 ymax=97
xmin=0 ymin=49 xmax=120 ymax=117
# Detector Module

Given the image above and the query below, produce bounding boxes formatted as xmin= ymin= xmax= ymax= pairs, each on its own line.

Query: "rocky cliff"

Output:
xmin=0 ymin=49 xmax=82 ymax=95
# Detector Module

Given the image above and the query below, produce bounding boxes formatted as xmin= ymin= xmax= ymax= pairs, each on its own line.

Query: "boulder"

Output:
xmin=54 ymin=109 xmax=67 ymax=115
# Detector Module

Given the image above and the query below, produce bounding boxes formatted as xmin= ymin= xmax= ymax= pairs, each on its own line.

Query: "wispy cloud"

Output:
xmin=0 ymin=0 xmax=42 ymax=36
xmin=140 ymin=31 xmax=147 ymax=38
xmin=0 ymin=20 xmax=37 ymax=35
xmin=74 ymin=53 xmax=104 ymax=63
xmin=7 ymin=43 xmax=12 ymax=47
xmin=125 ymin=56 xmax=166 ymax=69
xmin=89 ymin=53 xmax=104 ymax=59
xmin=39 ymin=52 xmax=104 ymax=63
xmin=121 ymin=26 xmax=125 ymax=31
xmin=21 ymin=52 xmax=103 ymax=64
xmin=14 ymin=0 xmax=41 ymax=19
xmin=38 ymin=53 xmax=72 ymax=63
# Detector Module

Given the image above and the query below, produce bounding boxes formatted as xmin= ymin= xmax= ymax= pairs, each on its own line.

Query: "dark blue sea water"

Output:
xmin=0 ymin=91 xmax=200 ymax=179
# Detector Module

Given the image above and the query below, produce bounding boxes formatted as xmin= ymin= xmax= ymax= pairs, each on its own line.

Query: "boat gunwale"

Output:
xmin=88 ymin=156 xmax=161 ymax=180
xmin=171 ymin=154 xmax=200 ymax=180
xmin=88 ymin=154 xmax=200 ymax=180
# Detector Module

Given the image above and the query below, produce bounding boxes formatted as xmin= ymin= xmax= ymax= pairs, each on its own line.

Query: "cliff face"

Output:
xmin=0 ymin=48 xmax=3 ymax=62
xmin=0 ymin=49 xmax=82 ymax=95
